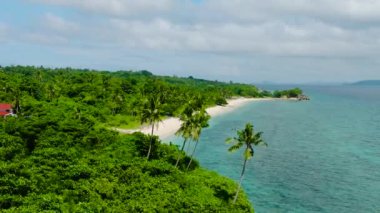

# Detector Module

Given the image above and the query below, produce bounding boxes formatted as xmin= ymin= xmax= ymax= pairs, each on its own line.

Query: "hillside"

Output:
xmin=350 ymin=80 xmax=380 ymax=86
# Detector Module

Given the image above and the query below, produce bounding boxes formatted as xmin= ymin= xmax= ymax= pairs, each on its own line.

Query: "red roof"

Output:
xmin=0 ymin=103 xmax=13 ymax=116
xmin=0 ymin=104 xmax=12 ymax=110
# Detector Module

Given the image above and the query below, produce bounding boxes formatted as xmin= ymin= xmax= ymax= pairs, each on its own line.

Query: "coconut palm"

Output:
xmin=140 ymin=96 xmax=163 ymax=160
xmin=174 ymin=108 xmax=199 ymax=167
xmin=174 ymin=96 xmax=207 ymax=168
xmin=174 ymin=113 xmax=192 ymax=167
xmin=185 ymin=109 xmax=210 ymax=170
xmin=226 ymin=123 xmax=267 ymax=204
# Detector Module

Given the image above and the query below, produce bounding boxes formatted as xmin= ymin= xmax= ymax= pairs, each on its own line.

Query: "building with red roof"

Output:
xmin=0 ymin=103 xmax=14 ymax=117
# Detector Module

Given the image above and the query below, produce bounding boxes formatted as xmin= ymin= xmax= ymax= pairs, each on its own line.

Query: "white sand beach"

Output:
xmin=114 ymin=97 xmax=294 ymax=139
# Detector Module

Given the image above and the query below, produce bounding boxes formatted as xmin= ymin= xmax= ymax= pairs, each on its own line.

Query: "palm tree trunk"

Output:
xmin=175 ymin=138 xmax=187 ymax=168
xmin=146 ymin=122 xmax=154 ymax=160
xmin=14 ymin=90 xmax=21 ymax=114
xmin=180 ymin=138 xmax=187 ymax=152
xmin=233 ymin=158 xmax=248 ymax=204
xmin=186 ymin=140 xmax=192 ymax=153
xmin=186 ymin=141 xmax=199 ymax=171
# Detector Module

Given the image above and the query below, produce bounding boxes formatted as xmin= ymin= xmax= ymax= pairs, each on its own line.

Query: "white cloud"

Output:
xmin=44 ymin=13 xmax=79 ymax=33
xmin=98 ymin=18 xmax=380 ymax=57
xmin=204 ymin=0 xmax=380 ymax=22
xmin=31 ymin=0 xmax=174 ymax=16
xmin=25 ymin=0 xmax=380 ymax=58
xmin=10 ymin=14 xmax=78 ymax=46
xmin=7 ymin=0 xmax=380 ymax=82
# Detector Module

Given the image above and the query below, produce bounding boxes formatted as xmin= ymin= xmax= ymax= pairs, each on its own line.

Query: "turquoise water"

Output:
xmin=167 ymin=85 xmax=380 ymax=212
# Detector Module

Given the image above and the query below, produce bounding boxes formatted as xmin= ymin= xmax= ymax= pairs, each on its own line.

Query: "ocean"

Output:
xmin=168 ymin=85 xmax=380 ymax=212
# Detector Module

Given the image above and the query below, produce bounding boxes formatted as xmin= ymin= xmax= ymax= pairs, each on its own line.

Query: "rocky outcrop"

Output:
xmin=297 ymin=95 xmax=310 ymax=101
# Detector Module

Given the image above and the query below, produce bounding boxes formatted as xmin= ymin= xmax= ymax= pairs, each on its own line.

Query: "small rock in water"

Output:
xmin=297 ymin=95 xmax=310 ymax=101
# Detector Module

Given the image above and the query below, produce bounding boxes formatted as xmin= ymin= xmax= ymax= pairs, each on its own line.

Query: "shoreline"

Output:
xmin=114 ymin=97 xmax=297 ymax=139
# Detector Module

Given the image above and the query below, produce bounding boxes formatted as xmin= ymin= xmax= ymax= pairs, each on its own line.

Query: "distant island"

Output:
xmin=350 ymin=80 xmax=380 ymax=86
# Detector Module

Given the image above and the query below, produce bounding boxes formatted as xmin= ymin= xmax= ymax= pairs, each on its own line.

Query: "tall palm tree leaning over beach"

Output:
xmin=186 ymin=109 xmax=210 ymax=170
xmin=175 ymin=112 xmax=192 ymax=167
xmin=141 ymin=96 xmax=163 ymax=160
xmin=174 ymin=108 xmax=201 ymax=167
xmin=226 ymin=123 xmax=267 ymax=204
xmin=175 ymin=96 xmax=207 ymax=168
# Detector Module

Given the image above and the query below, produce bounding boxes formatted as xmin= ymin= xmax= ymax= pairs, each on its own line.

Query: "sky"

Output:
xmin=1 ymin=0 xmax=380 ymax=84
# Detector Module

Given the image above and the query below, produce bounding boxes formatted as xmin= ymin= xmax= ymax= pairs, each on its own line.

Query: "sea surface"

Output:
xmin=167 ymin=85 xmax=380 ymax=213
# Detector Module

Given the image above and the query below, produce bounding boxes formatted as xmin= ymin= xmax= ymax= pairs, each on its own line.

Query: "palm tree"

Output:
xmin=140 ymin=96 xmax=163 ymax=160
xmin=175 ymin=96 xmax=207 ymax=168
xmin=175 ymin=113 xmax=191 ymax=167
xmin=9 ymin=85 xmax=22 ymax=114
xmin=46 ymin=83 xmax=56 ymax=102
xmin=185 ymin=109 xmax=210 ymax=170
xmin=174 ymin=109 xmax=197 ymax=167
xmin=226 ymin=123 xmax=267 ymax=204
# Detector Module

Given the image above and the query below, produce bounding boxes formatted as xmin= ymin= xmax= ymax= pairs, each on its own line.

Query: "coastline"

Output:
xmin=114 ymin=97 xmax=297 ymax=139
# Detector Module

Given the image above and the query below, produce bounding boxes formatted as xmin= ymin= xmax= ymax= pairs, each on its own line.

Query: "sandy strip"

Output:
xmin=114 ymin=117 xmax=182 ymax=139
xmin=114 ymin=97 xmax=295 ymax=139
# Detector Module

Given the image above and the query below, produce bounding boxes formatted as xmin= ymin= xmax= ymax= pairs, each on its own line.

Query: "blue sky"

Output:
xmin=1 ymin=0 xmax=380 ymax=83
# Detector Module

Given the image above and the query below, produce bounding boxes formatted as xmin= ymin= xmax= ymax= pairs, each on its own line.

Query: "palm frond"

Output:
xmin=257 ymin=141 xmax=268 ymax=147
xmin=255 ymin=131 xmax=263 ymax=138
xmin=228 ymin=143 xmax=243 ymax=152
xmin=225 ymin=137 xmax=235 ymax=144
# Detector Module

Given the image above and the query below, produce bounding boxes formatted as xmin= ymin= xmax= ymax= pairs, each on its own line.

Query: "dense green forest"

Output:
xmin=0 ymin=66 xmax=302 ymax=212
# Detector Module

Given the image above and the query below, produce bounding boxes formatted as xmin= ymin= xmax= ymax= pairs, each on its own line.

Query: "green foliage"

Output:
xmin=272 ymin=88 xmax=303 ymax=98
xmin=215 ymin=96 xmax=228 ymax=105
xmin=227 ymin=123 xmax=267 ymax=159
xmin=175 ymin=102 xmax=211 ymax=168
xmin=0 ymin=124 xmax=252 ymax=212
xmin=0 ymin=66 xmax=254 ymax=212
xmin=259 ymin=90 xmax=272 ymax=97
xmin=227 ymin=123 xmax=267 ymax=204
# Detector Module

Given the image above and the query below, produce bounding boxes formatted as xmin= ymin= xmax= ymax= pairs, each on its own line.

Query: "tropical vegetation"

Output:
xmin=0 ymin=66 xmax=259 ymax=212
xmin=272 ymin=88 xmax=303 ymax=98
xmin=0 ymin=65 xmax=300 ymax=212
xmin=140 ymin=96 xmax=164 ymax=160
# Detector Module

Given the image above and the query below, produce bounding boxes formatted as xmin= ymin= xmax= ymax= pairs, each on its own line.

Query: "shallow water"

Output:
xmin=168 ymin=85 xmax=380 ymax=212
